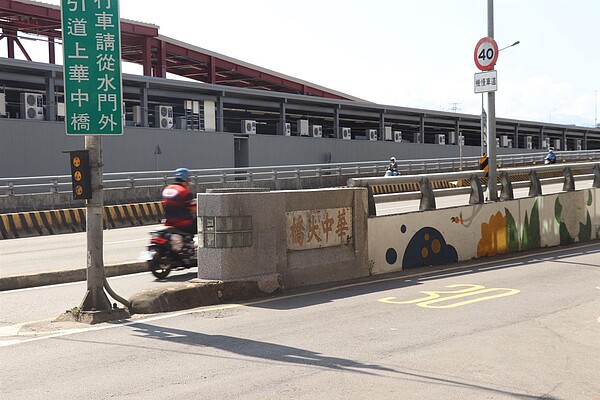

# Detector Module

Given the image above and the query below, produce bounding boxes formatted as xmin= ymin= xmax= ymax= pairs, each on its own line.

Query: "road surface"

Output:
xmin=1 ymin=243 xmax=599 ymax=399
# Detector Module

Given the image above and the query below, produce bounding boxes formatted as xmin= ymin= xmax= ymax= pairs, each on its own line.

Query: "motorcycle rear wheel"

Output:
xmin=148 ymin=253 xmax=171 ymax=279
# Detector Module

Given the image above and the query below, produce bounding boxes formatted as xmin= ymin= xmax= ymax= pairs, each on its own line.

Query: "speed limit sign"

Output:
xmin=474 ymin=37 xmax=498 ymax=71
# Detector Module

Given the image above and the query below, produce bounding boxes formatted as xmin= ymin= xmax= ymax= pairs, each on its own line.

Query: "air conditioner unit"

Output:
xmin=132 ymin=105 xmax=143 ymax=126
xmin=155 ymin=105 xmax=174 ymax=129
xmin=341 ymin=127 xmax=351 ymax=140
xmin=435 ymin=134 xmax=445 ymax=145
xmin=241 ymin=120 xmax=257 ymax=134
xmin=496 ymin=138 xmax=500 ymax=147
xmin=449 ymin=131 xmax=457 ymax=145
xmin=576 ymin=139 xmax=582 ymax=151
xmin=367 ymin=129 xmax=378 ymax=141
xmin=57 ymin=102 xmax=65 ymax=120
xmin=525 ymin=136 xmax=533 ymax=149
xmin=311 ymin=125 xmax=322 ymax=138
xmin=393 ymin=130 xmax=402 ymax=142
xmin=554 ymin=139 xmax=561 ymax=151
xmin=277 ymin=122 xmax=291 ymax=136
xmin=507 ymin=138 xmax=513 ymax=148
xmin=20 ymin=92 xmax=44 ymax=120
xmin=0 ymin=93 xmax=6 ymax=115
xmin=297 ymin=119 xmax=309 ymax=136
xmin=500 ymin=135 xmax=509 ymax=147
xmin=413 ymin=132 xmax=420 ymax=143
xmin=384 ymin=126 xmax=392 ymax=141
xmin=543 ymin=138 xmax=550 ymax=149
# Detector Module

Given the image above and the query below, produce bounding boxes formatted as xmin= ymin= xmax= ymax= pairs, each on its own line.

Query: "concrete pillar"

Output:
xmin=333 ymin=107 xmax=340 ymax=139
xmin=140 ymin=82 xmax=149 ymax=127
xmin=46 ymin=71 xmax=56 ymax=122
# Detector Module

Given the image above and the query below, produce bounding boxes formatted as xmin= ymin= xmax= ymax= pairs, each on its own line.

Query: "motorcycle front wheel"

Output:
xmin=148 ymin=252 xmax=171 ymax=279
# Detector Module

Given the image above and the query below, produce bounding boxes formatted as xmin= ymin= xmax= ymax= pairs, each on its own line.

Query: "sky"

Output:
xmin=4 ymin=0 xmax=600 ymax=127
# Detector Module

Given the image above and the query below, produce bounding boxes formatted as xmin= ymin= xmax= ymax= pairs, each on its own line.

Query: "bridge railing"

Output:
xmin=348 ymin=161 xmax=600 ymax=216
xmin=2 ymin=150 xmax=599 ymax=196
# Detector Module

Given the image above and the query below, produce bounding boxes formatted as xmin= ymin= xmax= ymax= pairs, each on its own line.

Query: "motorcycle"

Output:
xmin=385 ymin=169 xmax=399 ymax=177
xmin=139 ymin=226 xmax=197 ymax=279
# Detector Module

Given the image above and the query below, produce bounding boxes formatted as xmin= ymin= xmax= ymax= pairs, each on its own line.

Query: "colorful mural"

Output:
xmin=555 ymin=189 xmax=593 ymax=245
xmin=369 ymin=188 xmax=598 ymax=276
xmin=401 ymin=227 xmax=458 ymax=269
xmin=476 ymin=200 xmax=541 ymax=257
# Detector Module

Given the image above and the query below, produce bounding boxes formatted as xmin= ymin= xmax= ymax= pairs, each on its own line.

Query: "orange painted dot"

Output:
xmin=421 ymin=247 xmax=429 ymax=258
xmin=424 ymin=233 xmax=430 ymax=241
xmin=431 ymin=239 xmax=441 ymax=254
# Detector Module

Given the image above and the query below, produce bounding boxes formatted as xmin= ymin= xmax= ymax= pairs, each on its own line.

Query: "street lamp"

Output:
xmin=499 ymin=41 xmax=520 ymax=51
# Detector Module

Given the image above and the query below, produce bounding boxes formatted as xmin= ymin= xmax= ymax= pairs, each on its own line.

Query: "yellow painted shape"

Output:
xmin=379 ymin=284 xmax=485 ymax=304
xmin=378 ymin=284 xmax=519 ymax=308
xmin=417 ymin=288 xmax=520 ymax=308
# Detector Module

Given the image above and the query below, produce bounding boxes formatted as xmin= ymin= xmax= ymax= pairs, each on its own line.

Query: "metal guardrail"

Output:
xmin=348 ymin=161 xmax=600 ymax=216
xmin=2 ymin=150 xmax=600 ymax=196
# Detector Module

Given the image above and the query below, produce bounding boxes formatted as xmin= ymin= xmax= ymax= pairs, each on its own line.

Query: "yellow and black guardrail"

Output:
xmin=370 ymin=180 xmax=457 ymax=195
xmin=0 ymin=201 xmax=163 ymax=240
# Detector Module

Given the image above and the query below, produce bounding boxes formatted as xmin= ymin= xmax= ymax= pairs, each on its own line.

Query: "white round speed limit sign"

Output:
xmin=474 ymin=37 xmax=498 ymax=71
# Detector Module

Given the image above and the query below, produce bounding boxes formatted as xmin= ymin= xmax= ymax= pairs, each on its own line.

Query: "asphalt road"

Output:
xmin=1 ymin=243 xmax=599 ymax=400
xmin=0 ymin=224 xmax=160 ymax=278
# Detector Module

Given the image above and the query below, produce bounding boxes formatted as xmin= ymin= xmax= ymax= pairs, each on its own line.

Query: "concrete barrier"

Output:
xmin=368 ymin=188 xmax=600 ymax=274
xmin=196 ymin=187 xmax=369 ymax=290
xmin=0 ymin=201 xmax=163 ymax=239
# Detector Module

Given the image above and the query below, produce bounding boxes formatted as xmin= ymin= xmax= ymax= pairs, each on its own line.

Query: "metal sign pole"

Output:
xmin=486 ymin=0 xmax=498 ymax=201
xmin=79 ymin=135 xmax=111 ymax=311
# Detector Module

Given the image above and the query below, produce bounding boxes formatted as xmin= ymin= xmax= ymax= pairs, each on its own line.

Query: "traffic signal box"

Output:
xmin=68 ymin=150 xmax=92 ymax=200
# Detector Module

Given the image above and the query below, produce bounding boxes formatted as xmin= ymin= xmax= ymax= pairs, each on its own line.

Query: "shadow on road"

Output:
xmin=249 ymin=242 xmax=600 ymax=311
xmin=129 ymin=322 xmax=392 ymax=376
xmin=120 ymin=322 xmax=560 ymax=399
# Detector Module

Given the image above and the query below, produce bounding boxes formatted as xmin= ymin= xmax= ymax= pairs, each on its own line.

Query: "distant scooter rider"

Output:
xmin=544 ymin=149 xmax=557 ymax=164
xmin=386 ymin=157 xmax=399 ymax=176
xmin=161 ymin=168 xmax=197 ymax=235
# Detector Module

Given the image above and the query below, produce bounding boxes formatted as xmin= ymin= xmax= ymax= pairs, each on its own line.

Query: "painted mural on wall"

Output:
xmin=477 ymin=200 xmax=540 ymax=257
xmin=370 ymin=188 xmax=598 ymax=275
xmin=555 ymin=189 xmax=594 ymax=245
xmin=383 ymin=224 xmax=458 ymax=269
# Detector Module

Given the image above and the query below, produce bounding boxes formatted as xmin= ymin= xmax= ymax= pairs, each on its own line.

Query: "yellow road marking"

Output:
xmin=379 ymin=284 xmax=520 ymax=308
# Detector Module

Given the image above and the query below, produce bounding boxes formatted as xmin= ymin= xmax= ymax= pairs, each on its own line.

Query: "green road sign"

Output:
xmin=61 ymin=0 xmax=123 ymax=135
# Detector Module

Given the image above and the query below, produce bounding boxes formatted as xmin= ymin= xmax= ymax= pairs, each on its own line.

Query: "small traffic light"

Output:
xmin=68 ymin=150 xmax=92 ymax=200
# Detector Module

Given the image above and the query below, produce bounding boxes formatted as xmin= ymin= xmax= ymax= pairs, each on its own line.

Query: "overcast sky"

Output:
xmin=5 ymin=0 xmax=600 ymax=127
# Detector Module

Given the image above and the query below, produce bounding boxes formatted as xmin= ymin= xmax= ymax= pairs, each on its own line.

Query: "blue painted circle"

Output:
xmin=385 ymin=248 xmax=397 ymax=265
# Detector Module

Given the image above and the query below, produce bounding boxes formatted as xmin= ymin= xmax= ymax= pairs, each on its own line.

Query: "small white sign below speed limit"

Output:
xmin=474 ymin=37 xmax=498 ymax=71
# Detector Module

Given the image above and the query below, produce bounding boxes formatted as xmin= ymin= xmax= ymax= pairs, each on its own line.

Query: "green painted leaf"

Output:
xmin=578 ymin=212 xmax=592 ymax=242
xmin=587 ymin=190 xmax=593 ymax=206
xmin=559 ymin=222 xmax=574 ymax=245
xmin=505 ymin=208 xmax=520 ymax=252
xmin=554 ymin=198 xmax=562 ymax=223
xmin=529 ymin=200 xmax=541 ymax=249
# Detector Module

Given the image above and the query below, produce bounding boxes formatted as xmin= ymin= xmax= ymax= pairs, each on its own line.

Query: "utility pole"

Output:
xmin=486 ymin=0 xmax=498 ymax=201
xmin=79 ymin=135 xmax=112 ymax=311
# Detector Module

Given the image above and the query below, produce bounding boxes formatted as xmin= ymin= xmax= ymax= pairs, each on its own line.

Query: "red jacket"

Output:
xmin=161 ymin=183 xmax=196 ymax=228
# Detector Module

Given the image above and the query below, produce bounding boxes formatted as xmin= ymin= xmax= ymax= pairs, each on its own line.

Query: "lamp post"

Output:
xmin=486 ymin=0 xmax=498 ymax=201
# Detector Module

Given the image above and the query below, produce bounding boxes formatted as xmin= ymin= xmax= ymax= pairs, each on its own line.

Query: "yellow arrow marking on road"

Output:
xmin=379 ymin=284 xmax=520 ymax=308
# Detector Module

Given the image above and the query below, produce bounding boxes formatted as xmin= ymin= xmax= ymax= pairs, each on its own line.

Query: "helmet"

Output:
xmin=174 ymin=167 xmax=190 ymax=181
xmin=390 ymin=157 xmax=396 ymax=161
xmin=548 ymin=149 xmax=554 ymax=153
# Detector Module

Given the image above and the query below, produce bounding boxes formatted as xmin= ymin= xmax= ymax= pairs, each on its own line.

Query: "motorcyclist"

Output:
xmin=161 ymin=167 xmax=197 ymax=235
xmin=386 ymin=157 xmax=399 ymax=176
xmin=544 ymin=149 xmax=557 ymax=164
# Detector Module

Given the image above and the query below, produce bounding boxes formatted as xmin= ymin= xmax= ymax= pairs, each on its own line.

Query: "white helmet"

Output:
xmin=390 ymin=157 xmax=396 ymax=161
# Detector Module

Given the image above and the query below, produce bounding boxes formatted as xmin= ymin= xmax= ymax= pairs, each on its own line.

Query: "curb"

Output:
xmin=0 ymin=261 xmax=148 ymax=291
xmin=127 ymin=274 xmax=282 ymax=314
